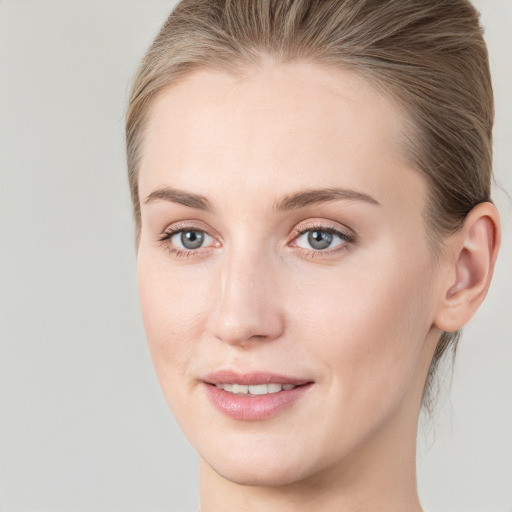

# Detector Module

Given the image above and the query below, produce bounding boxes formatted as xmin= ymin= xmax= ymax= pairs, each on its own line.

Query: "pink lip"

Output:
xmin=202 ymin=371 xmax=313 ymax=421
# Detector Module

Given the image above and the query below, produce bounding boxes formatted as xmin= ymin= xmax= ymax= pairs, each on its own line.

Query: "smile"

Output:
xmin=214 ymin=383 xmax=297 ymax=395
xmin=203 ymin=371 xmax=313 ymax=421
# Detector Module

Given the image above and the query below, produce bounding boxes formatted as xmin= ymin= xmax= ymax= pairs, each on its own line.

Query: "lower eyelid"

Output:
xmin=296 ymin=245 xmax=350 ymax=259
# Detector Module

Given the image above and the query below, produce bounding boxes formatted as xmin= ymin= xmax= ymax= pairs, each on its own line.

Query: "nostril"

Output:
xmin=208 ymin=302 xmax=285 ymax=346
xmin=208 ymin=259 xmax=286 ymax=345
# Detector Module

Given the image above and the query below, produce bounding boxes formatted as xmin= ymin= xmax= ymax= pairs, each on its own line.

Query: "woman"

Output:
xmin=126 ymin=1 xmax=500 ymax=510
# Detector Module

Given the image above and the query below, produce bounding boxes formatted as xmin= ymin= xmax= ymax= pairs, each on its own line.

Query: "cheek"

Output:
xmin=137 ymin=254 xmax=211 ymax=379
xmin=294 ymin=251 xmax=435 ymax=414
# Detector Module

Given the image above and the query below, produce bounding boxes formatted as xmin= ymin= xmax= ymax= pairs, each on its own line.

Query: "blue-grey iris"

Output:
xmin=308 ymin=230 xmax=332 ymax=250
xmin=181 ymin=230 xmax=204 ymax=249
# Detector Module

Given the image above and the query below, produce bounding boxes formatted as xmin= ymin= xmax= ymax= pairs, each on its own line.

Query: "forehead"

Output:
xmin=139 ymin=60 xmax=424 ymax=212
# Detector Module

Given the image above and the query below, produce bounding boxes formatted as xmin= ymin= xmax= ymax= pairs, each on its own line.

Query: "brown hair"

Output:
xmin=125 ymin=0 xmax=494 ymax=407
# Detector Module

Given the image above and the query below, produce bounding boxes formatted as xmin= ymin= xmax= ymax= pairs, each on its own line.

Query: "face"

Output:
xmin=137 ymin=61 xmax=442 ymax=486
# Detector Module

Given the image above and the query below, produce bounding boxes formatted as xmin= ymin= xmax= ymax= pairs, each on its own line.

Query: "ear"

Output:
xmin=434 ymin=202 xmax=501 ymax=333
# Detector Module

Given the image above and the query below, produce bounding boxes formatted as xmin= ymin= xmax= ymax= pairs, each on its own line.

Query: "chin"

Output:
xmin=198 ymin=433 xmax=324 ymax=488
xmin=210 ymin=456 xmax=312 ymax=488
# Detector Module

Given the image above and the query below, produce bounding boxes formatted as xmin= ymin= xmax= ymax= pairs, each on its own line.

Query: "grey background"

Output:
xmin=0 ymin=1 xmax=510 ymax=511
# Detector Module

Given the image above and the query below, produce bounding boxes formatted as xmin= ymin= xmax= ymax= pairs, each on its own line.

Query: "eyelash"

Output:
xmin=158 ymin=223 xmax=356 ymax=260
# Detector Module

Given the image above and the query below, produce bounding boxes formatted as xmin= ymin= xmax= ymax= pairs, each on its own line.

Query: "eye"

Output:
xmin=292 ymin=225 xmax=354 ymax=252
xmin=173 ymin=229 xmax=209 ymax=250
xmin=298 ymin=230 xmax=336 ymax=250
xmin=159 ymin=226 xmax=218 ymax=257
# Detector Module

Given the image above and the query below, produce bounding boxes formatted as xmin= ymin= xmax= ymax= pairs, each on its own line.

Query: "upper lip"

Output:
xmin=203 ymin=370 xmax=311 ymax=386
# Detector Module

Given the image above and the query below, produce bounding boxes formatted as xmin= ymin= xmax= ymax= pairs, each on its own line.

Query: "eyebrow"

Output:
xmin=144 ymin=186 xmax=380 ymax=211
xmin=274 ymin=187 xmax=380 ymax=211
xmin=144 ymin=187 xmax=213 ymax=211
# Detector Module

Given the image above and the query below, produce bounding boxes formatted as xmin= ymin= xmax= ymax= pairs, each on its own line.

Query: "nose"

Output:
xmin=208 ymin=248 xmax=285 ymax=346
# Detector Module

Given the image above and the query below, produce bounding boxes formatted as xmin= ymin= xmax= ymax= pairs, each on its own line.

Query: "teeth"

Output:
xmin=215 ymin=383 xmax=297 ymax=395
xmin=249 ymin=384 xmax=268 ymax=395
xmin=232 ymin=384 xmax=248 ymax=394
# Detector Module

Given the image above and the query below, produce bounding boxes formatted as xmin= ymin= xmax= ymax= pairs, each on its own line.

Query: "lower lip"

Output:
xmin=203 ymin=383 xmax=313 ymax=421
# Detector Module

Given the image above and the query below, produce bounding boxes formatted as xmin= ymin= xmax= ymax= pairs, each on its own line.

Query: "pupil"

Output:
xmin=308 ymin=230 xmax=332 ymax=250
xmin=181 ymin=230 xmax=204 ymax=249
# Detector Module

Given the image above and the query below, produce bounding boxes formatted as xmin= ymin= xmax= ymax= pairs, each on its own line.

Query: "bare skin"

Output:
xmin=136 ymin=60 xmax=500 ymax=511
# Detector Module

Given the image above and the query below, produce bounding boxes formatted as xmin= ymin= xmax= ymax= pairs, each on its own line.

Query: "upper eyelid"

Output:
xmin=291 ymin=228 xmax=355 ymax=251
xmin=292 ymin=220 xmax=356 ymax=240
xmin=295 ymin=225 xmax=347 ymax=236
xmin=160 ymin=221 xmax=219 ymax=239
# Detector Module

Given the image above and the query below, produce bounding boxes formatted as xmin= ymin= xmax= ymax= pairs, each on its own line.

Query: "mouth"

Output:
xmin=202 ymin=371 xmax=313 ymax=421
xmin=213 ymin=382 xmax=298 ymax=395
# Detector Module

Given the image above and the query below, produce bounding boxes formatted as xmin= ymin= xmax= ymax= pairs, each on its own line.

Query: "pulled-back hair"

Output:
xmin=126 ymin=0 xmax=494 ymax=407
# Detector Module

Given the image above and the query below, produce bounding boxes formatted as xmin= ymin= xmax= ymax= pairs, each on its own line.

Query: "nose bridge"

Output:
xmin=209 ymin=240 xmax=284 ymax=345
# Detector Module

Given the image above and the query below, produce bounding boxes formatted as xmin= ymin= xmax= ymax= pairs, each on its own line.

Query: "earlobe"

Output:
xmin=434 ymin=202 xmax=501 ymax=333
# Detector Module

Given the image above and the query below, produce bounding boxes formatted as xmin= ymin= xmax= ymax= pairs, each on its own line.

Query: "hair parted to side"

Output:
xmin=126 ymin=0 xmax=494 ymax=408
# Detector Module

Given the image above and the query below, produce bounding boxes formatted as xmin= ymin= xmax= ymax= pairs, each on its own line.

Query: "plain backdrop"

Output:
xmin=0 ymin=1 xmax=510 ymax=511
